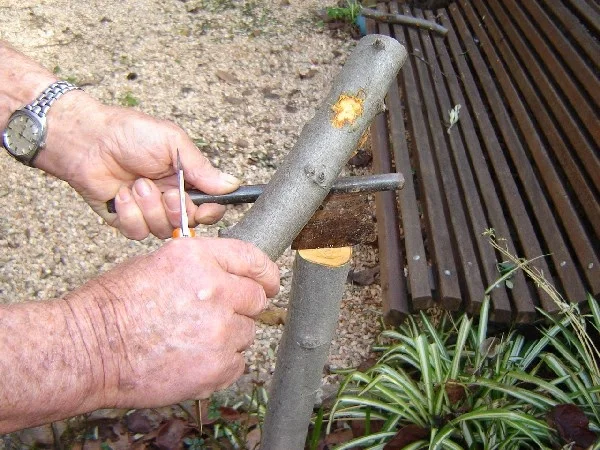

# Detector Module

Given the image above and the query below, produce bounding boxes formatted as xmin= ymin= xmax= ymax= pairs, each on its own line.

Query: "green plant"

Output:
xmin=327 ymin=292 xmax=600 ymax=449
xmin=120 ymin=91 xmax=139 ymax=107
xmin=326 ymin=1 xmax=362 ymax=23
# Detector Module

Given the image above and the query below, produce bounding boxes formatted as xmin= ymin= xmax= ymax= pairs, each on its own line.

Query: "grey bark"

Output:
xmin=221 ymin=34 xmax=407 ymax=260
xmin=260 ymin=252 xmax=351 ymax=450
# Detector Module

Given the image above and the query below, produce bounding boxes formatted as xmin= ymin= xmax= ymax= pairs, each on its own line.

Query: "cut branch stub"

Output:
xmin=222 ymin=35 xmax=407 ymax=260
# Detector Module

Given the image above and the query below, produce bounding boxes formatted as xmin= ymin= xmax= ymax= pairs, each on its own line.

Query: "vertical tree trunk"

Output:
xmin=260 ymin=248 xmax=352 ymax=450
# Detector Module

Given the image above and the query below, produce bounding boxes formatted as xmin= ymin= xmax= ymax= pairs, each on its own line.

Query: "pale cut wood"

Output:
xmin=298 ymin=247 xmax=352 ymax=267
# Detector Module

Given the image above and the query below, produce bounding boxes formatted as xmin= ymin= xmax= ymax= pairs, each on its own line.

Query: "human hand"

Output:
xmin=66 ymin=237 xmax=279 ymax=408
xmin=38 ymin=91 xmax=241 ymax=240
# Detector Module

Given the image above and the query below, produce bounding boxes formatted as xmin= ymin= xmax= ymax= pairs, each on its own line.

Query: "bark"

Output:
xmin=361 ymin=8 xmax=449 ymax=36
xmin=221 ymin=34 xmax=407 ymax=260
xmin=260 ymin=248 xmax=352 ymax=450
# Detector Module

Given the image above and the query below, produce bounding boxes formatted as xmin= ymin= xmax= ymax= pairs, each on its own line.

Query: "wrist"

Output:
xmin=61 ymin=280 xmax=125 ymax=410
xmin=33 ymin=89 xmax=108 ymax=181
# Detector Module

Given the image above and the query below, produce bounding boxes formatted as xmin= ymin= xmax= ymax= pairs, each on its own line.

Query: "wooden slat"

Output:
xmin=401 ymin=4 xmax=492 ymax=318
xmin=366 ymin=16 xmax=410 ymax=324
xmin=439 ymin=9 xmax=555 ymax=317
xmin=389 ymin=4 xmax=463 ymax=310
xmin=565 ymin=0 xmax=600 ymax=36
xmin=486 ymin=0 xmax=600 ymax=201
xmin=405 ymin=5 xmax=513 ymax=321
xmin=466 ymin=0 xmax=600 ymax=297
xmin=411 ymin=7 xmax=526 ymax=322
xmin=374 ymin=13 xmax=432 ymax=311
xmin=453 ymin=1 xmax=593 ymax=305
xmin=372 ymin=114 xmax=411 ymax=324
xmin=541 ymin=0 xmax=600 ymax=64
xmin=521 ymin=0 xmax=600 ymax=106
xmin=425 ymin=9 xmax=536 ymax=322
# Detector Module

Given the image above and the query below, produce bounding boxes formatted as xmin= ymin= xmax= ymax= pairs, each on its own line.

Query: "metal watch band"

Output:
xmin=24 ymin=81 xmax=81 ymax=119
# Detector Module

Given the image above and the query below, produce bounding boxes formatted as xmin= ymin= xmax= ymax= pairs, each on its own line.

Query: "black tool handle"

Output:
xmin=105 ymin=173 xmax=403 ymax=213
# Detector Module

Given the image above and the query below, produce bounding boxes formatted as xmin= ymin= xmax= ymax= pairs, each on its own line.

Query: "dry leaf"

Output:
xmin=218 ymin=406 xmax=241 ymax=422
xmin=348 ymin=266 xmax=380 ymax=286
xmin=155 ymin=418 xmax=188 ymax=450
xmin=256 ymin=307 xmax=287 ymax=325
xmin=383 ymin=424 xmax=428 ymax=449
xmin=215 ymin=70 xmax=238 ymax=83
xmin=126 ymin=409 xmax=163 ymax=434
xmin=547 ymin=403 xmax=598 ymax=449
xmin=245 ymin=427 xmax=261 ymax=450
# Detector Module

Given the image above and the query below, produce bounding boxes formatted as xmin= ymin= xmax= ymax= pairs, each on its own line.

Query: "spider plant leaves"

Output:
xmin=327 ymin=294 xmax=600 ymax=448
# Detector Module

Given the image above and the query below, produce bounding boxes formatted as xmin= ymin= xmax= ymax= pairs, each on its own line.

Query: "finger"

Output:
xmin=132 ymin=178 xmax=174 ymax=239
xmin=194 ymin=203 xmax=227 ymax=225
xmin=207 ymin=239 xmax=280 ymax=297
xmin=163 ymin=189 xmax=198 ymax=229
xmin=219 ymin=276 xmax=269 ymax=317
xmin=214 ymin=353 xmax=246 ymax=392
xmin=114 ymin=186 xmax=150 ymax=240
xmin=176 ymin=139 xmax=241 ymax=195
xmin=228 ymin=315 xmax=256 ymax=352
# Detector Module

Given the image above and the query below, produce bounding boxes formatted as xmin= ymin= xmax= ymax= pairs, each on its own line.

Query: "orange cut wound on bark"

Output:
xmin=331 ymin=91 xmax=365 ymax=128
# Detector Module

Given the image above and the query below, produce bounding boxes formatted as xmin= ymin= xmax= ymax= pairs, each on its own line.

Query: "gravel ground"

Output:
xmin=0 ymin=0 xmax=383 ymax=413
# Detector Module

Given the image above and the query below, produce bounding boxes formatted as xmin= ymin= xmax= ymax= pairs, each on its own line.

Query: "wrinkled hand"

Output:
xmin=66 ymin=237 xmax=279 ymax=407
xmin=42 ymin=92 xmax=240 ymax=240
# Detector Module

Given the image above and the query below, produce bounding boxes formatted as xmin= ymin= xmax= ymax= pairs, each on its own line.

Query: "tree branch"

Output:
xmin=222 ymin=34 xmax=407 ymax=260
xmin=361 ymin=7 xmax=448 ymax=36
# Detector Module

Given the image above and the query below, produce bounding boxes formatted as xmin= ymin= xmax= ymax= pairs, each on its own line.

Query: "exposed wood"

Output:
xmin=222 ymin=34 xmax=407 ymax=261
xmin=260 ymin=248 xmax=351 ymax=450
xmin=361 ymin=7 xmax=448 ymax=36
xmin=298 ymin=247 xmax=352 ymax=267
xmin=292 ymin=194 xmax=375 ymax=250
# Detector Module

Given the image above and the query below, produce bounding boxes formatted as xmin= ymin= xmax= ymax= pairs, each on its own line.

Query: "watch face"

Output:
xmin=2 ymin=111 xmax=45 ymax=157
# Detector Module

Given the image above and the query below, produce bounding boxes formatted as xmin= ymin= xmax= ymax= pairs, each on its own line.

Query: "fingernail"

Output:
xmin=117 ymin=187 xmax=131 ymax=203
xmin=134 ymin=179 xmax=152 ymax=198
xmin=164 ymin=191 xmax=180 ymax=212
xmin=197 ymin=213 xmax=218 ymax=224
xmin=220 ymin=172 xmax=241 ymax=187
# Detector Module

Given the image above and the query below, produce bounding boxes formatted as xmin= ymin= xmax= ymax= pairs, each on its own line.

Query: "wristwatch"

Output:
xmin=2 ymin=81 xmax=81 ymax=166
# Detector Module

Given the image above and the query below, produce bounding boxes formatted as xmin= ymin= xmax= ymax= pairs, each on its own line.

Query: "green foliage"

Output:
xmin=326 ymin=1 xmax=362 ymax=23
xmin=327 ymin=295 xmax=600 ymax=449
xmin=120 ymin=91 xmax=139 ymax=107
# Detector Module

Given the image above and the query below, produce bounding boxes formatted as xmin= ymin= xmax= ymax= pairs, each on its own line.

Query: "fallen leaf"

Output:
xmin=347 ymin=266 xmax=380 ymax=286
xmin=324 ymin=428 xmax=354 ymax=446
xmin=348 ymin=148 xmax=372 ymax=167
xmin=218 ymin=406 xmax=241 ymax=422
xmin=299 ymin=68 xmax=318 ymax=80
xmin=245 ymin=427 xmax=261 ymax=450
xmin=349 ymin=420 xmax=385 ymax=437
xmin=383 ymin=424 xmax=428 ymax=449
xmin=445 ymin=381 xmax=466 ymax=404
xmin=256 ymin=307 xmax=287 ymax=325
xmin=155 ymin=418 xmax=188 ymax=450
xmin=547 ymin=404 xmax=598 ymax=448
xmin=126 ymin=409 xmax=163 ymax=434
xmin=215 ymin=70 xmax=238 ymax=83
xmin=357 ymin=357 xmax=378 ymax=372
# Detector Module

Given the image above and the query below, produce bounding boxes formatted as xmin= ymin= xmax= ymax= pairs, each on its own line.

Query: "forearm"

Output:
xmin=0 ymin=40 xmax=104 ymax=181
xmin=0 ymin=41 xmax=58 ymax=130
xmin=0 ymin=286 xmax=120 ymax=433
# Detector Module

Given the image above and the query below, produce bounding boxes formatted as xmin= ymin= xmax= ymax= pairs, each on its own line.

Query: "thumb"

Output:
xmin=177 ymin=142 xmax=241 ymax=195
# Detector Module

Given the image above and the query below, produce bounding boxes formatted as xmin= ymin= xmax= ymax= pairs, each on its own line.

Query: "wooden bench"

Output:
xmin=367 ymin=0 xmax=599 ymax=324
